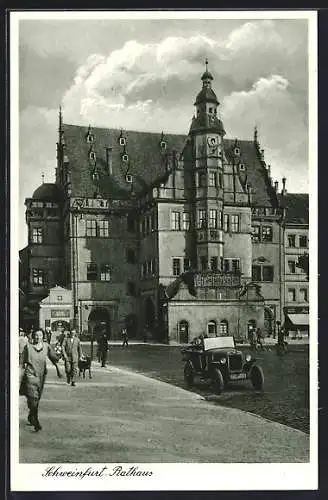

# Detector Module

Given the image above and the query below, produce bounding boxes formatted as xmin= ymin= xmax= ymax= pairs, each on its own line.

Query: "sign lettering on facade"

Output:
xmin=194 ymin=273 xmax=241 ymax=288
xmin=51 ymin=309 xmax=70 ymax=318
xmin=71 ymin=198 xmax=136 ymax=210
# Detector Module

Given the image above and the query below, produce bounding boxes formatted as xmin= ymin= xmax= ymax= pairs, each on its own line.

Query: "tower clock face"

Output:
xmin=207 ymin=135 xmax=218 ymax=148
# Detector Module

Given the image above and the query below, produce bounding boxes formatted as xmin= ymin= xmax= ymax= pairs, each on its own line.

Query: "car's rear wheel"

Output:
xmin=184 ymin=363 xmax=194 ymax=387
xmin=212 ymin=368 xmax=224 ymax=395
xmin=250 ymin=364 xmax=264 ymax=390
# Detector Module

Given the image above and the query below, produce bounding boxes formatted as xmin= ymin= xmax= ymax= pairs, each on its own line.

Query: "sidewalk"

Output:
xmin=20 ymin=362 xmax=309 ymax=463
xmin=80 ymin=338 xmax=309 ymax=347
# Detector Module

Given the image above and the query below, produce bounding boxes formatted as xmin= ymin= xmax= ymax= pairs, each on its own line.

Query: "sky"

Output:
xmin=17 ymin=16 xmax=309 ymax=248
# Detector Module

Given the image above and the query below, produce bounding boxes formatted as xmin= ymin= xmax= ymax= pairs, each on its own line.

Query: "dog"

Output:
xmin=78 ymin=354 xmax=92 ymax=379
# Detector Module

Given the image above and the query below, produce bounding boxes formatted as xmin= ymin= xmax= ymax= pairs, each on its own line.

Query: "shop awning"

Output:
xmin=286 ymin=313 xmax=309 ymax=327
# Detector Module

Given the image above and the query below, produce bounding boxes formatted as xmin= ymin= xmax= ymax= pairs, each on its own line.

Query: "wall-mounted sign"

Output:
xmin=51 ymin=309 xmax=71 ymax=318
xmin=71 ymin=197 xmax=136 ymax=211
xmin=194 ymin=273 xmax=241 ymax=288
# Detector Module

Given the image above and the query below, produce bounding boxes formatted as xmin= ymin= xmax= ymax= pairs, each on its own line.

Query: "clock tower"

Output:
xmin=188 ymin=61 xmax=226 ymax=273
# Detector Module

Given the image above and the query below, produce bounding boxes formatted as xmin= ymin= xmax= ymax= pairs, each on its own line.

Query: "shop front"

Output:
xmin=39 ymin=286 xmax=73 ymax=334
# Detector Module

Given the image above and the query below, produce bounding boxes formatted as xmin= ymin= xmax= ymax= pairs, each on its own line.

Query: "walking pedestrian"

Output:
xmin=19 ymin=329 xmax=62 ymax=432
xmin=19 ymin=328 xmax=28 ymax=364
xmin=122 ymin=327 xmax=129 ymax=347
xmin=249 ymin=327 xmax=257 ymax=350
xmin=98 ymin=332 xmax=109 ymax=367
xmin=256 ymin=328 xmax=264 ymax=350
xmin=62 ymin=329 xmax=82 ymax=387
xmin=45 ymin=326 xmax=52 ymax=344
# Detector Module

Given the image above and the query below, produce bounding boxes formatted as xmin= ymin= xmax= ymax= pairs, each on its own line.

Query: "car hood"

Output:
xmin=207 ymin=348 xmax=242 ymax=356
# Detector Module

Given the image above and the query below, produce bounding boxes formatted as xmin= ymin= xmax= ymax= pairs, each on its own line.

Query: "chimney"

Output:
xmin=105 ymin=147 xmax=113 ymax=175
xmin=281 ymin=177 xmax=287 ymax=195
xmin=274 ymin=181 xmax=279 ymax=192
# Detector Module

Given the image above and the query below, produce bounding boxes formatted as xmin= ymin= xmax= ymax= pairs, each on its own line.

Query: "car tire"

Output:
xmin=212 ymin=368 xmax=224 ymax=395
xmin=250 ymin=364 xmax=264 ymax=390
xmin=184 ymin=363 xmax=194 ymax=387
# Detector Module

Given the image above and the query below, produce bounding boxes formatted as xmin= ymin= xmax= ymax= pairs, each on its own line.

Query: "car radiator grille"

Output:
xmin=228 ymin=353 xmax=243 ymax=371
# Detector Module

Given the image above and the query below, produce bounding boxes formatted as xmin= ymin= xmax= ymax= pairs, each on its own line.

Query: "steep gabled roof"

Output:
xmin=62 ymin=124 xmax=278 ymax=207
xmin=279 ymin=193 xmax=309 ymax=224
xmin=62 ymin=124 xmax=186 ymax=199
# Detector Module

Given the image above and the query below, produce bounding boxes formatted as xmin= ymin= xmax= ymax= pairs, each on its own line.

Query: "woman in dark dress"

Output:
xmin=19 ymin=329 xmax=62 ymax=432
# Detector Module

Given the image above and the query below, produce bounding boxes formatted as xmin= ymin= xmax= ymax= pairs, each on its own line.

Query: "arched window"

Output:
xmin=207 ymin=320 xmax=217 ymax=337
xmin=219 ymin=320 xmax=229 ymax=336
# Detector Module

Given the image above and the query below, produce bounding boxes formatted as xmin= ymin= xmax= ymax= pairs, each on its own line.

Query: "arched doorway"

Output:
xmin=88 ymin=308 xmax=111 ymax=341
xmin=179 ymin=320 xmax=189 ymax=343
xmin=264 ymin=307 xmax=274 ymax=336
xmin=51 ymin=320 xmax=70 ymax=334
xmin=247 ymin=319 xmax=257 ymax=341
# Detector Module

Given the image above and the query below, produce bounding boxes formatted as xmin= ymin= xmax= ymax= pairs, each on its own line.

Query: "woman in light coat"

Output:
xmin=19 ymin=329 xmax=62 ymax=432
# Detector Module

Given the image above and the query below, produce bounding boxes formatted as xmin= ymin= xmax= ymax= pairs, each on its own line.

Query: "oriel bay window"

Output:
xmin=208 ymin=171 xmax=217 ymax=187
xmin=100 ymin=264 xmax=111 ymax=281
xmin=87 ymin=263 xmax=98 ymax=281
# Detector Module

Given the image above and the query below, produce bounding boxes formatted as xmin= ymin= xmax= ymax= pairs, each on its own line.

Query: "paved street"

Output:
xmin=19 ymin=361 xmax=309 ymax=463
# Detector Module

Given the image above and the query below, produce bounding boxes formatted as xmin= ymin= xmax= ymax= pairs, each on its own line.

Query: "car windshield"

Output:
xmin=203 ymin=336 xmax=235 ymax=351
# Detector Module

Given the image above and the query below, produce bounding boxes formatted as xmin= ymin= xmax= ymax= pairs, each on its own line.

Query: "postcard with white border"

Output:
xmin=11 ymin=9 xmax=318 ymax=491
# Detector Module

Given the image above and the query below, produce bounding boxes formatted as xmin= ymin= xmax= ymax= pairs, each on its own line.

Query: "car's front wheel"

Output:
xmin=212 ymin=368 xmax=224 ymax=395
xmin=250 ymin=364 xmax=264 ymax=390
xmin=184 ymin=362 xmax=194 ymax=387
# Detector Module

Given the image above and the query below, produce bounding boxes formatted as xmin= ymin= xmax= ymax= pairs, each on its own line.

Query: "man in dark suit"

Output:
xmin=62 ymin=329 xmax=82 ymax=386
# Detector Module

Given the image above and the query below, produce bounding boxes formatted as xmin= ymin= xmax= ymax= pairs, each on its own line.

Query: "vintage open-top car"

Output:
xmin=181 ymin=336 xmax=264 ymax=394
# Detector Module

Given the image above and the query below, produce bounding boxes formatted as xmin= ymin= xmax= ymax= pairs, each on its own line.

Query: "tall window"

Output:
xmin=86 ymin=219 xmax=97 ymax=237
xmin=126 ymin=249 xmax=136 ymax=264
xmin=231 ymin=259 xmax=240 ymax=273
xmin=208 ymin=172 xmax=217 ymax=187
xmin=198 ymin=209 xmax=207 ymax=229
xmin=288 ymin=288 xmax=296 ymax=302
xmin=183 ymin=258 xmax=191 ymax=272
xmin=218 ymin=173 xmax=223 ymax=188
xmin=31 ymin=227 xmax=43 ymax=244
xmin=219 ymin=211 xmax=223 ymax=229
xmin=220 ymin=320 xmax=229 ymax=335
xmin=288 ymin=260 xmax=296 ymax=274
xmin=200 ymin=256 xmax=207 ymax=271
xmin=299 ymin=235 xmax=308 ymax=248
xmin=87 ymin=263 xmax=98 ymax=281
xmin=300 ymin=288 xmax=308 ymax=302
xmin=252 ymin=265 xmax=262 ymax=281
xmin=252 ymin=226 xmax=260 ymax=243
xmin=223 ymin=214 xmax=229 ymax=232
xmin=183 ymin=212 xmax=190 ymax=231
xmin=223 ymin=259 xmax=230 ymax=273
xmin=198 ymin=172 xmax=206 ymax=187
xmin=288 ymin=234 xmax=296 ymax=247
xmin=209 ymin=209 xmax=218 ymax=229
xmin=231 ymin=214 xmax=239 ymax=233
xmin=210 ymin=256 xmax=218 ymax=271
xmin=100 ymin=264 xmax=111 ymax=281
xmin=172 ymin=258 xmax=181 ymax=276
xmin=32 ymin=268 xmax=44 ymax=286
xmin=207 ymin=320 xmax=217 ymax=337
xmin=98 ymin=220 xmax=109 ymax=237
xmin=262 ymin=265 xmax=274 ymax=282
xmin=171 ymin=211 xmax=181 ymax=230
xmin=261 ymin=226 xmax=273 ymax=242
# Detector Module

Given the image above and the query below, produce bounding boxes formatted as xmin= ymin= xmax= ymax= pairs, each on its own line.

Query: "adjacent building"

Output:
xmin=19 ymin=65 xmax=309 ymax=342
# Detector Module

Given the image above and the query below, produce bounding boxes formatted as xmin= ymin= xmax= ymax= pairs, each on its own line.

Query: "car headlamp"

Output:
xmin=246 ymin=354 xmax=252 ymax=362
xmin=220 ymin=358 xmax=227 ymax=364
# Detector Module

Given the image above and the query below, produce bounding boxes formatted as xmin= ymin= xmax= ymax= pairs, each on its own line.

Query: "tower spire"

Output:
xmin=205 ymin=57 xmax=208 ymax=72
xmin=41 ymin=172 xmax=45 ymax=184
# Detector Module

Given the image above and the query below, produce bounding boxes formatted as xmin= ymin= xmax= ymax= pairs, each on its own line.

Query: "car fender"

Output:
xmin=243 ymin=358 xmax=256 ymax=373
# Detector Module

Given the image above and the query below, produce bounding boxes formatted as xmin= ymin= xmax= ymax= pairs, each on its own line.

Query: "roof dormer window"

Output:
xmin=160 ymin=141 xmax=167 ymax=150
xmin=234 ymin=147 xmax=240 ymax=156
xmin=89 ymin=151 xmax=96 ymax=162
xmin=126 ymin=174 xmax=133 ymax=183
xmin=122 ymin=153 xmax=129 ymax=163
xmin=86 ymin=133 xmax=94 ymax=143
xmin=239 ymin=163 xmax=245 ymax=171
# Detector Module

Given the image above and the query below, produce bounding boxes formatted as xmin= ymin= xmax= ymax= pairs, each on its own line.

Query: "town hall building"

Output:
xmin=19 ymin=64 xmax=309 ymax=342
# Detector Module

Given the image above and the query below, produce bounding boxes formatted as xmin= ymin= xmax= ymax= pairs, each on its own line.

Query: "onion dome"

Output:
xmin=194 ymin=87 xmax=219 ymax=106
xmin=32 ymin=183 xmax=64 ymax=202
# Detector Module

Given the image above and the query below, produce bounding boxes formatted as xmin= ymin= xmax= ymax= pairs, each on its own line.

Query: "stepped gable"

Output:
xmin=62 ymin=124 xmax=186 ymax=198
xmin=279 ymin=193 xmax=309 ymax=224
xmin=224 ymin=139 xmax=277 ymax=207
